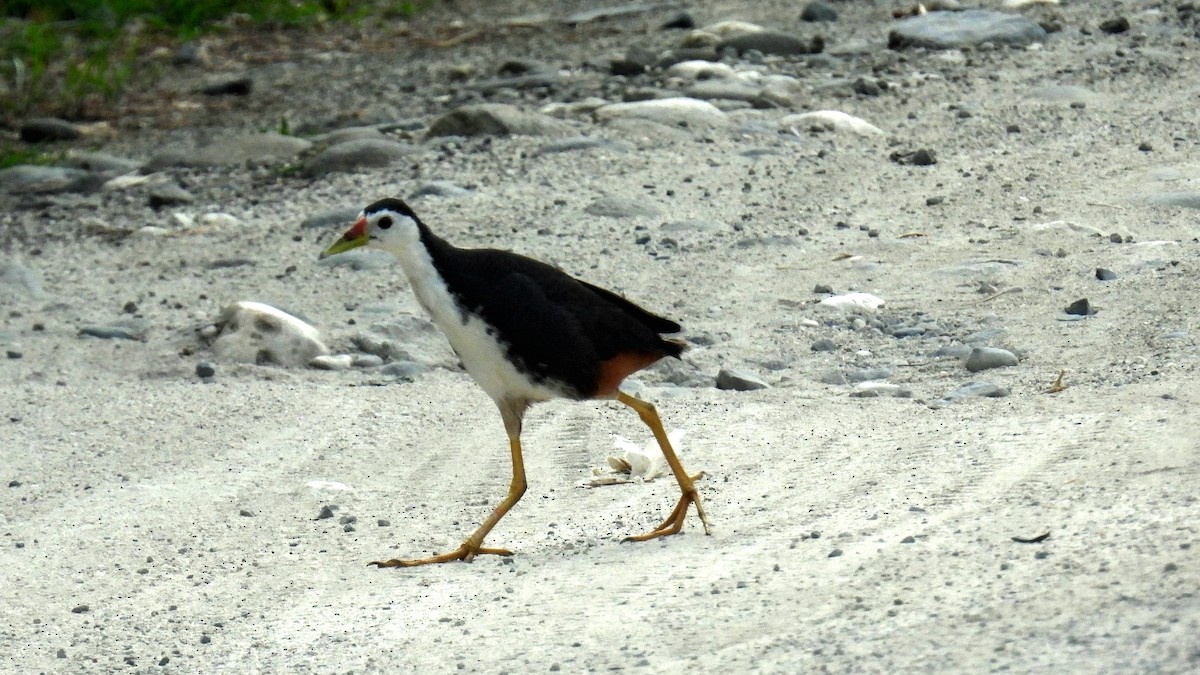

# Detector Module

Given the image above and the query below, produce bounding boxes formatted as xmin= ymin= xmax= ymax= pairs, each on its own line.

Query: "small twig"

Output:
xmin=1012 ymin=532 xmax=1051 ymax=544
xmin=1086 ymin=202 xmax=1126 ymax=210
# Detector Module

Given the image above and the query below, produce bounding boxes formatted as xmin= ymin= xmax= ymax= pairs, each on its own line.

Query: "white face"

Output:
xmin=361 ymin=208 xmax=420 ymax=251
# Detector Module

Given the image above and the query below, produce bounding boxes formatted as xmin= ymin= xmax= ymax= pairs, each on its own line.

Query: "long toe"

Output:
xmin=369 ymin=542 xmax=514 ymax=568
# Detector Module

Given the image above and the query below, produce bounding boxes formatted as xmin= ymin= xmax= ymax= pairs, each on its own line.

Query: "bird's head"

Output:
xmin=320 ymin=198 xmax=422 ymax=259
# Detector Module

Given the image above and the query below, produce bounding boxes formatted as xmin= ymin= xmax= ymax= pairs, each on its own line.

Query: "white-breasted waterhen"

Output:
xmin=320 ymin=198 xmax=710 ymax=567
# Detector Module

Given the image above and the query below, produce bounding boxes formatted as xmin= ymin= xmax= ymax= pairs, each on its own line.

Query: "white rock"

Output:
xmin=199 ymin=212 xmax=241 ymax=229
xmin=666 ymin=60 xmax=736 ymax=81
xmin=307 ymin=480 xmax=353 ymax=491
xmin=211 ymin=301 xmax=329 ymax=367
xmin=702 ymin=20 xmax=766 ymax=37
xmin=171 ymin=212 xmax=195 ymax=228
xmin=309 ymin=354 xmax=353 ymax=370
xmin=132 ymin=226 xmax=171 ymax=237
xmin=819 ymin=292 xmax=886 ymax=311
xmin=781 ymin=110 xmax=885 ymax=137
xmin=595 ymin=97 xmax=728 ymax=128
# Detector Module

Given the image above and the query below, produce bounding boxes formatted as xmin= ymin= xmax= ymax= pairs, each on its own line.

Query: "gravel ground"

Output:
xmin=2 ymin=0 xmax=1198 ymax=672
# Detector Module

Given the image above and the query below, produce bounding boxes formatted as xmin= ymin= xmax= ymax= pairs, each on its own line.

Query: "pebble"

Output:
xmin=378 ymin=519 xmax=391 ymax=527
xmin=1064 ymin=298 xmax=1095 ymax=316
xmin=828 ymin=549 xmax=843 ymax=558
xmin=71 ymin=605 xmax=89 ymax=614
xmin=427 ymin=103 xmax=568 ymax=137
xmin=585 ymin=196 xmax=659 ymax=218
xmin=965 ymin=347 xmax=1019 ymax=373
xmin=381 ymin=360 xmax=429 ymax=379
xmin=239 ymin=509 xmax=254 ymax=517
xmin=196 ymin=361 xmax=216 ymax=378
xmin=310 ymin=354 xmax=354 ymax=370
xmin=1095 ymin=268 xmax=1118 ymax=281
xmin=6 ymin=349 xmax=22 ymax=359
xmin=317 ymin=505 xmax=336 ymax=519
xmin=594 ymin=97 xmax=728 ymax=128
xmin=660 ymin=11 xmax=695 ymax=30
xmin=78 ymin=319 xmax=151 ymax=341
xmin=801 ymin=1 xmax=838 ymax=22
xmin=810 ymin=338 xmax=838 ymax=352
xmin=210 ymin=301 xmax=329 ymax=368
xmin=716 ymin=367 xmax=771 ymax=391
xmin=889 ymin=10 xmax=1047 ymax=50
xmin=148 ymin=184 xmax=195 ymax=208
xmin=20 ymin=117 xmax=82 ymax=142
xmin=304 ymin=139 xmax=414 ymax=176
xmin=813 ymin=284 xmax=833 ymax=294
xmin=665 ymin=60 xmax=735 ymax=81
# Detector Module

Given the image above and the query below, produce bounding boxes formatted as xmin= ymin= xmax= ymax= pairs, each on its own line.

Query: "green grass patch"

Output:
xmin=1 ymin=1 xmax=429 ymax=122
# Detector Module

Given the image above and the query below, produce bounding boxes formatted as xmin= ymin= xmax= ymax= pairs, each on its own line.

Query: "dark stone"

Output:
xmin=813 ymin=284 xmax=834 ymax=294
xmin=427 ymin=103 xmax=566 ymax=137
xmin=1095 ymin=268 xmax=1118 ymax=281
xmin=1064 ymin=298 xmax=1095 ymax=316
xmin=801 ymin=2 xmax=838 ymax=23
xmin=196 ymin=361 xmax=216 ymax=378
xmin=1099 ymin=17 xmax=1130 ymax=34
xmin=890 ymin=149 xmax=937 ymax=166
xmin=660 ymin=11 xmax=695 ymax=30
xmin=716 ymin=367 xmax=770 ymax=391
xmin=78 ymin=319 xmax=150 ymax=341
xmin=202 ymin=77 xmax=253 ymax=96
xmin=317 ymin=505 xmax=336 ymax=519
xmin=853 ymin=78 xmax=883 ymax=96
xmin=20 ymin=117 xmax=82 ymax=142
xmin=811 ymin=338 xmax=838 ymax=352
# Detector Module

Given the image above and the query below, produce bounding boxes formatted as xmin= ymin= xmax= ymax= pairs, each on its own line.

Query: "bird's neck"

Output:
xmin=388 ymin=224 xmax=463 ymax=324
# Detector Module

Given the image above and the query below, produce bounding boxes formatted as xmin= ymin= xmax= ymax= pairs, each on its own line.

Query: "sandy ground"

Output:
xmin=2 ymin=0 xmax=1200 ymax=672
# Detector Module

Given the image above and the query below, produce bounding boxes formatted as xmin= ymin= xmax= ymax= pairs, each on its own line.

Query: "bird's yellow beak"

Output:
xmin=319 ymin=216 xmax=368 ymax=259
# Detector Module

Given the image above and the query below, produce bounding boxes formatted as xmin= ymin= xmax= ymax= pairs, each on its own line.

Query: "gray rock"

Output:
xmin=311 ymin=126 xmax=386 ymax=145
xmin=196 ymin=361 xmax=216 ymax=378
xmin=301 ymin=207 xmax=360 ymax=229
xmin=684 ymin=79 xmax=765 ymax=105
xmin=310 ymin=354 xmax=354 ymax=370
xmin=1096 ymin=268 xmax=1118 ymax=281
xmin=20 ymin=118 xmax=82 ymax=142
xmin=79 ymin=319 xmax=151 ymax=341
xmin=965 ymin=347 xmax=1019 ymax=372
xmin=535 ymin=137 xmax=631 ymax=155
xmin=410 ymin=181 xmax=473 ymax=199
xmin=427 ymin=103 xmax=568 ymax=137
xmin=0 ymin=260 xmax=46 ymax=300
xmin=1146 ymin=192 xmax=1200 ymax=209
xmin=889 ymin=10 xmax=1047 ymax=50
xmin=810 ymin=338 xmax=838 ymax=352
xmin=941 ymin=381 xmax=1011 ymax=403
xmin=661 ymin=11 xmax=695 ymax=30
xmin=304 ymin=138 xmax=414 ymax=176
xmin=352 ymin=354 xmax=384 ymax=368
xmin=148 ymin=184 xmax=195 ymax=208
xmin=716 ymin=367 xmax=770 ymax=391
xmin=850 ymin=383 xmax=912 ymax=398
xmin=718 ymin=31 xmax=824 ymax=56
xmin=0 ymin=165 xmax=88 ymax=193
xmin=150 ymin=133 xmax=312 ymax=169
xmin=801 ymin=1 xmax=838 ymax=22
xmin=585 ymin=196 xmax=659 ymax=218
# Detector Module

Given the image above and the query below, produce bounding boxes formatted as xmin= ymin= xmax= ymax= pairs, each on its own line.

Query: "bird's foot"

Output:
xmin=623 ymin=481 xmax=711 ymax=543
xmin=368 ymin=542 xmax=513 ymax=568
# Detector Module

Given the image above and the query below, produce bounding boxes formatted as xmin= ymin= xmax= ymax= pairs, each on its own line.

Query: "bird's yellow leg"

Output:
xmin=370 ymin=404 xmax=528 ymax=568
xmin=616 ymin=392 xmax=711 ymax=542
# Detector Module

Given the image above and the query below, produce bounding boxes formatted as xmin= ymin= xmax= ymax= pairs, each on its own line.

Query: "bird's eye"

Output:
xmin=378 ymin=216 xmax=393 ymax=230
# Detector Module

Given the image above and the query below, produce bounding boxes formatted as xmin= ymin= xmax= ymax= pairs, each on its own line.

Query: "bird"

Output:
xmin=320 ymin=197 xmax=710 ymax=567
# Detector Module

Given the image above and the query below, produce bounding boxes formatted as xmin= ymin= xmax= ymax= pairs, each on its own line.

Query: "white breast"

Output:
xmin=392 ymin=243 xmax=562 ymax=404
